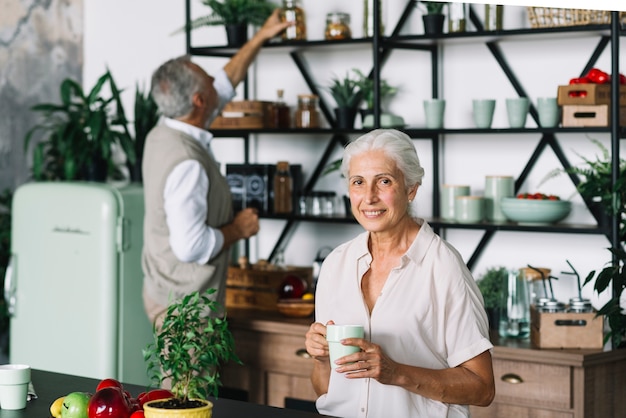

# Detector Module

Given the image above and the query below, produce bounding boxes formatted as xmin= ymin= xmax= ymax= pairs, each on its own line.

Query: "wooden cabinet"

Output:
xmin=221 ymin=309 xmax=317 ymax=408
xmin=223 ymin=311 xmax=626 ymax=416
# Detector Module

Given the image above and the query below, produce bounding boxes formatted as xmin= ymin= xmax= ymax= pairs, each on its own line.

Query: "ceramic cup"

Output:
xmin=423 ymin=99 xmax=446 ymax=129
xmin=455 ymin=196 xmax=485 ymax=223
xmin=472 ymin=99 xmax=496 ymax=128
xmin=326 ymin=324 xmax=364 ymax=370
xmin=506 ymin=97 xmax=530 ymax=128
xmin=537 ymin=97 xmax=560 ymax=128
xmin=484 ymin=176 xmax=514 ymax=222
xmin=0 ymin=364 xmax=31 ymax=410
xmin=440 ymin=184 xmax=470 ymax=221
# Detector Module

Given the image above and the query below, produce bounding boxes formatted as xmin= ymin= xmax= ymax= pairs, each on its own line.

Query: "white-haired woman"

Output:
xmin=305 ymin=129 xmax=495 ymax=418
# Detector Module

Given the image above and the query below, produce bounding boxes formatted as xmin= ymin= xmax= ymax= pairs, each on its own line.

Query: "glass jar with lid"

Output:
xmin=325 ymin=12 xmax=351 ymax=40
xmin=295 ymin=94 xmax=320 ymax=128
xmin=280 ymin=0 xmax=307 ymax=41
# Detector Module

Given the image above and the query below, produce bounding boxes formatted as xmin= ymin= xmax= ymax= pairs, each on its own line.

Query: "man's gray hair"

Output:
xmin=150 ymin=55 xmax=205 ymax=118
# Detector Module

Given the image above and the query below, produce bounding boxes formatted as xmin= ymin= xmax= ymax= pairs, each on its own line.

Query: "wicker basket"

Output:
xmin=527 ymin=7 xmax=616 ymax=28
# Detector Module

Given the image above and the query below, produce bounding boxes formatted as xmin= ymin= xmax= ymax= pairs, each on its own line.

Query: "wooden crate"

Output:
xmin=557 ymin=84 xmax=626 ymax=106
xmin=562 ymin=104 xmax=626 ymax=127
xmin=210 ymin=100 xmax=274 ymax=129
xmin=225 ymin=265 xmax=313 ymax=311
xmin=530 ymin=304 xmax=604 ymax=349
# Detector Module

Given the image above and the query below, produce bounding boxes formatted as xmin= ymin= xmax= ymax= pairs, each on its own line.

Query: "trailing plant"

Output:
xmin=143 ymin=288 xmax=241 ymax=404
xmin=352 ymin=68 xmax=398 ymax=110
xmin=327 ymin=72 xmax=363 ymax=109
xmin=179 ymin=0 xmax=275 ymax=32
xmin=24 ymin=70 xmax=135 ymax=181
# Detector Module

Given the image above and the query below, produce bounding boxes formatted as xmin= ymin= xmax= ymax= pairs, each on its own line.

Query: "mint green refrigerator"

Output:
xmin=5 ymin=182 xmax=152 ymax=386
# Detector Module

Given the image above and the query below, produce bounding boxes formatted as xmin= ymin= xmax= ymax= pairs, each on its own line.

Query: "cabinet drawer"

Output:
xmin=232 ymin=329 xmax=314 ymax=377
xmin=470 ymin=403 xmax=573 ymax=418
xmin=493 ymin=358 xmax=571 ymax=410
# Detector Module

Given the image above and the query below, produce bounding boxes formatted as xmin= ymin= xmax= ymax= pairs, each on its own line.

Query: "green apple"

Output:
xmin=61 ymin=392 xmax=91 ymax=418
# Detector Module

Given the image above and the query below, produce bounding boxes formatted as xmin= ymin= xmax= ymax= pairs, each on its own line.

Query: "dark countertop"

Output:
xmin=12 ymin=369 xmax=331 ymax=418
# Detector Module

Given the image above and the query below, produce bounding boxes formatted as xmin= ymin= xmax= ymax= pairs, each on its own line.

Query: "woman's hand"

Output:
xmin=333 ymin=338 xmax=399 ymax=385
xmin=305 ymin=321 xmax=332 ymax=359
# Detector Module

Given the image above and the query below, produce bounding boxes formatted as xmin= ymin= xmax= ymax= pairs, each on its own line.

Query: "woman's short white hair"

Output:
xmin=340 ymin=129 xmax=425 ymax=189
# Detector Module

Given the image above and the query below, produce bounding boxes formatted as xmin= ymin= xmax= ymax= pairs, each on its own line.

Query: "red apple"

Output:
xmin=88 ymin=387 xmax=131 ymax=418
xmin=136 ymin=389 xmax=174 ymax=408
xmin=95 ymin=378 xmax=123 ymax=393
xmin=278 ymin=274 xmax=308 ymax=299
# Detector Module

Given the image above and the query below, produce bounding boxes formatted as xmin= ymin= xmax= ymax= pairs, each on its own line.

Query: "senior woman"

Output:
xmin=304 ymin=129 xmax=495 ymax=417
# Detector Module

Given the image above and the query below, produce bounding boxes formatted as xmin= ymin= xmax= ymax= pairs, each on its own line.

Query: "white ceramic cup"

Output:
xmin=0 ymin=364 xmax=31 ymax=410
xmin=326 ymin=325 xmax=364 ymax=370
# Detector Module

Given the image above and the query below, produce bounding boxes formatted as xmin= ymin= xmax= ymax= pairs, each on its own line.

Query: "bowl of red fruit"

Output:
xmin=501 ymin=193 xmax=572 ymax=224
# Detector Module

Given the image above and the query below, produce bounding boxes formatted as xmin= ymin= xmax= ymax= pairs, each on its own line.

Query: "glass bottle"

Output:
xmin=448 ymin=3 xmax=467 ymax=33
xmin=270 ymin=89 xmax=291 ymax=129
xmin=295 ymin=94 xmax=320 ymax=128
xmin=273 ymin=161 xmax=293 ymax=214
xmin=325 ymin=12 xmax=352 ymax=40
xmin=280 ymin=0 xmax=307 ymax=41
xmin=498 ymin=269 xmax=530 ymax=339
xmin=485 ymin=4 xmax=503 ymax=31
xmin=363 ymin=0 xmax=384 ymax=37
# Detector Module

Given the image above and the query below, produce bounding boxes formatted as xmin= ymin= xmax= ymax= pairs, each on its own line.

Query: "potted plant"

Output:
xmin=542 ymin=138 xmax=626 ymax=348
xmin=128 ymin=84 xmax=160 ymax=183
xmin=180 ymin=0 xmax=276 ymax=46
xmin=326 ymin=72 xmax=363 ymax=129
xmin=142 ymin=288 xmax=241 ymax=417
xmin=352 ymin=68 xmax=398 ymax=121
xmin=476 ymin=266 xmax=508 ymax=330
xmin=24 ymin=69 xmax=136 ymax=182
xmin=419 ymin=1 xmax=448 ymax=35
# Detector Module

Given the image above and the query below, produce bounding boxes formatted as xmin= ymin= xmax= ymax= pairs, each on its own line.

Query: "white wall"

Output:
xmin=84 ymin=1 xmax=625 ymax=309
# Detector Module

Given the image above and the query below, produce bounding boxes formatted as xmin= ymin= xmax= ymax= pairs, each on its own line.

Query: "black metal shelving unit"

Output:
xmin=184 ymin=1 xmax=622 ymax=270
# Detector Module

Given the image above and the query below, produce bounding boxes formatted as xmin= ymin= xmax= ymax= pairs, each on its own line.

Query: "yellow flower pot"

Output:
xmin=143 ymin=398 xmax=213 ymax=418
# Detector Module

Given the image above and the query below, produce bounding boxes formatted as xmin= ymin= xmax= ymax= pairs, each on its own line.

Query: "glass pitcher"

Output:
xmin=498 ymin=269 xmax=530 ymax=339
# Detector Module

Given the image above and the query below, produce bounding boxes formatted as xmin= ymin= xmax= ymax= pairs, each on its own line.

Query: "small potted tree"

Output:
xmin=142 ymin=288 xmax=241 ymax=417
xmin=326 ymin=72 xmax=363 ymax=129
xmin=180 ymin=0 xmax=276 ymax=46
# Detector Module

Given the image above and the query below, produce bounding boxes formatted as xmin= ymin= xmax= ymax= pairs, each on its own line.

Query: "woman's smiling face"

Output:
xmin=348 ymin=149 xmax=417 ymax=233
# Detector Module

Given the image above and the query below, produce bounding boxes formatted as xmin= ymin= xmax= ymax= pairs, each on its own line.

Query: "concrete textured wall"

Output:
xmin=0 ymin=0 xmax=82 ymax=191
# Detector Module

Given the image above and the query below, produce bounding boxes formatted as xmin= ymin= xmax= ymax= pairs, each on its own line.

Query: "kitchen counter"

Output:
xmin=13 ymin=369 xmax=331 ymax=418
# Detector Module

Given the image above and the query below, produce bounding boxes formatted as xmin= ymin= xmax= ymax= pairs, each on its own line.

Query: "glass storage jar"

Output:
xmin=325 ymin=12 xmax=351 ymax=40
xmin=295 ymin=94 xmax=320 ymax=128
xmin=280 ymin=0 xmax=307 ymax=41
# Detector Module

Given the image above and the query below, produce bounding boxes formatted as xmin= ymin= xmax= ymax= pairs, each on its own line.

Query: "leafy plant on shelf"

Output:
xmin=327 ymin=72 xmax=363 ymax=109
xmin=143 ymin=288 xmax=241 ymax=407
xmin=181 ymin=0 xmax=275 ymax=30
xmin=352 ymin=68 xmax=398 ymax=111
xmin=420 ymin=1 xmax=448 ymax=15
xmin=476 ymin=266 xmax=508 ymax=329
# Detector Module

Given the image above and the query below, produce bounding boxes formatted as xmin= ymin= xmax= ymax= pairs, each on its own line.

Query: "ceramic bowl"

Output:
xmin=276 ymin=299 xmax=315 ymax=318
xmin=500 ymin=198 xmax=572 ymax=224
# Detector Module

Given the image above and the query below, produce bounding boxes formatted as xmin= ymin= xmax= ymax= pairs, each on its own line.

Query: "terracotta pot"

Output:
xmin=143 ymin=398 xmax=213 ymax=418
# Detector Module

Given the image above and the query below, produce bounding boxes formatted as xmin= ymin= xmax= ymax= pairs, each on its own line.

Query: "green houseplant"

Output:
xmin=476 ymin=266 xmax=508 ymax=330
xmin=352 ymin=68 xmax=398 ymax=113
xmin=327 ymin=72 xmax=363 ymax=129
xmin=181 ymin=0 xmax=276 ymax=46
xmin=142 ymin=288 xmax=240 ymax=416
xmin=128 ymin=84 xmax=160 ymax=183
xmin=24 ymin=70 xmax=135 ymax=182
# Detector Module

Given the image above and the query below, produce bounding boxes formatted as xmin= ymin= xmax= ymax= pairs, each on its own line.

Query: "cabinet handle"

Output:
xmin=296 ymin=348 xmax=312 ymax=359
xmin=501 ymin=373 xmax=523 ymax=384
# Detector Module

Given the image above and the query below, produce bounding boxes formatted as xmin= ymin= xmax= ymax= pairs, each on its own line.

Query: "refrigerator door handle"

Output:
xmin=4 ymin=255 xmax=15 ymax=316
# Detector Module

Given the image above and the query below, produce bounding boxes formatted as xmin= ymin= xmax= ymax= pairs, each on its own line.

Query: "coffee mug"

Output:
xmin=455 ymin=196 xmax=484 ymax=223
xmin=472 ymin=99 xmax=496 ymax=128
xmin=537 ymin=97 xmax=559 ymax=128
xmin=423 ymin=99 xmax=446 ymax=129
xmin=0 ymin=364 xmax=31 ymax=410
xmin=326 ymin=324 xmax=364 ymax=369
xmin=506 ymin=97 xmax=530 ymax=128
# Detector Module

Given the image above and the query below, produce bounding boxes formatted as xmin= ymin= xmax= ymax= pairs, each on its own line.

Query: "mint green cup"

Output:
xmin=326 ymin=325 xmax=364 ymax=369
